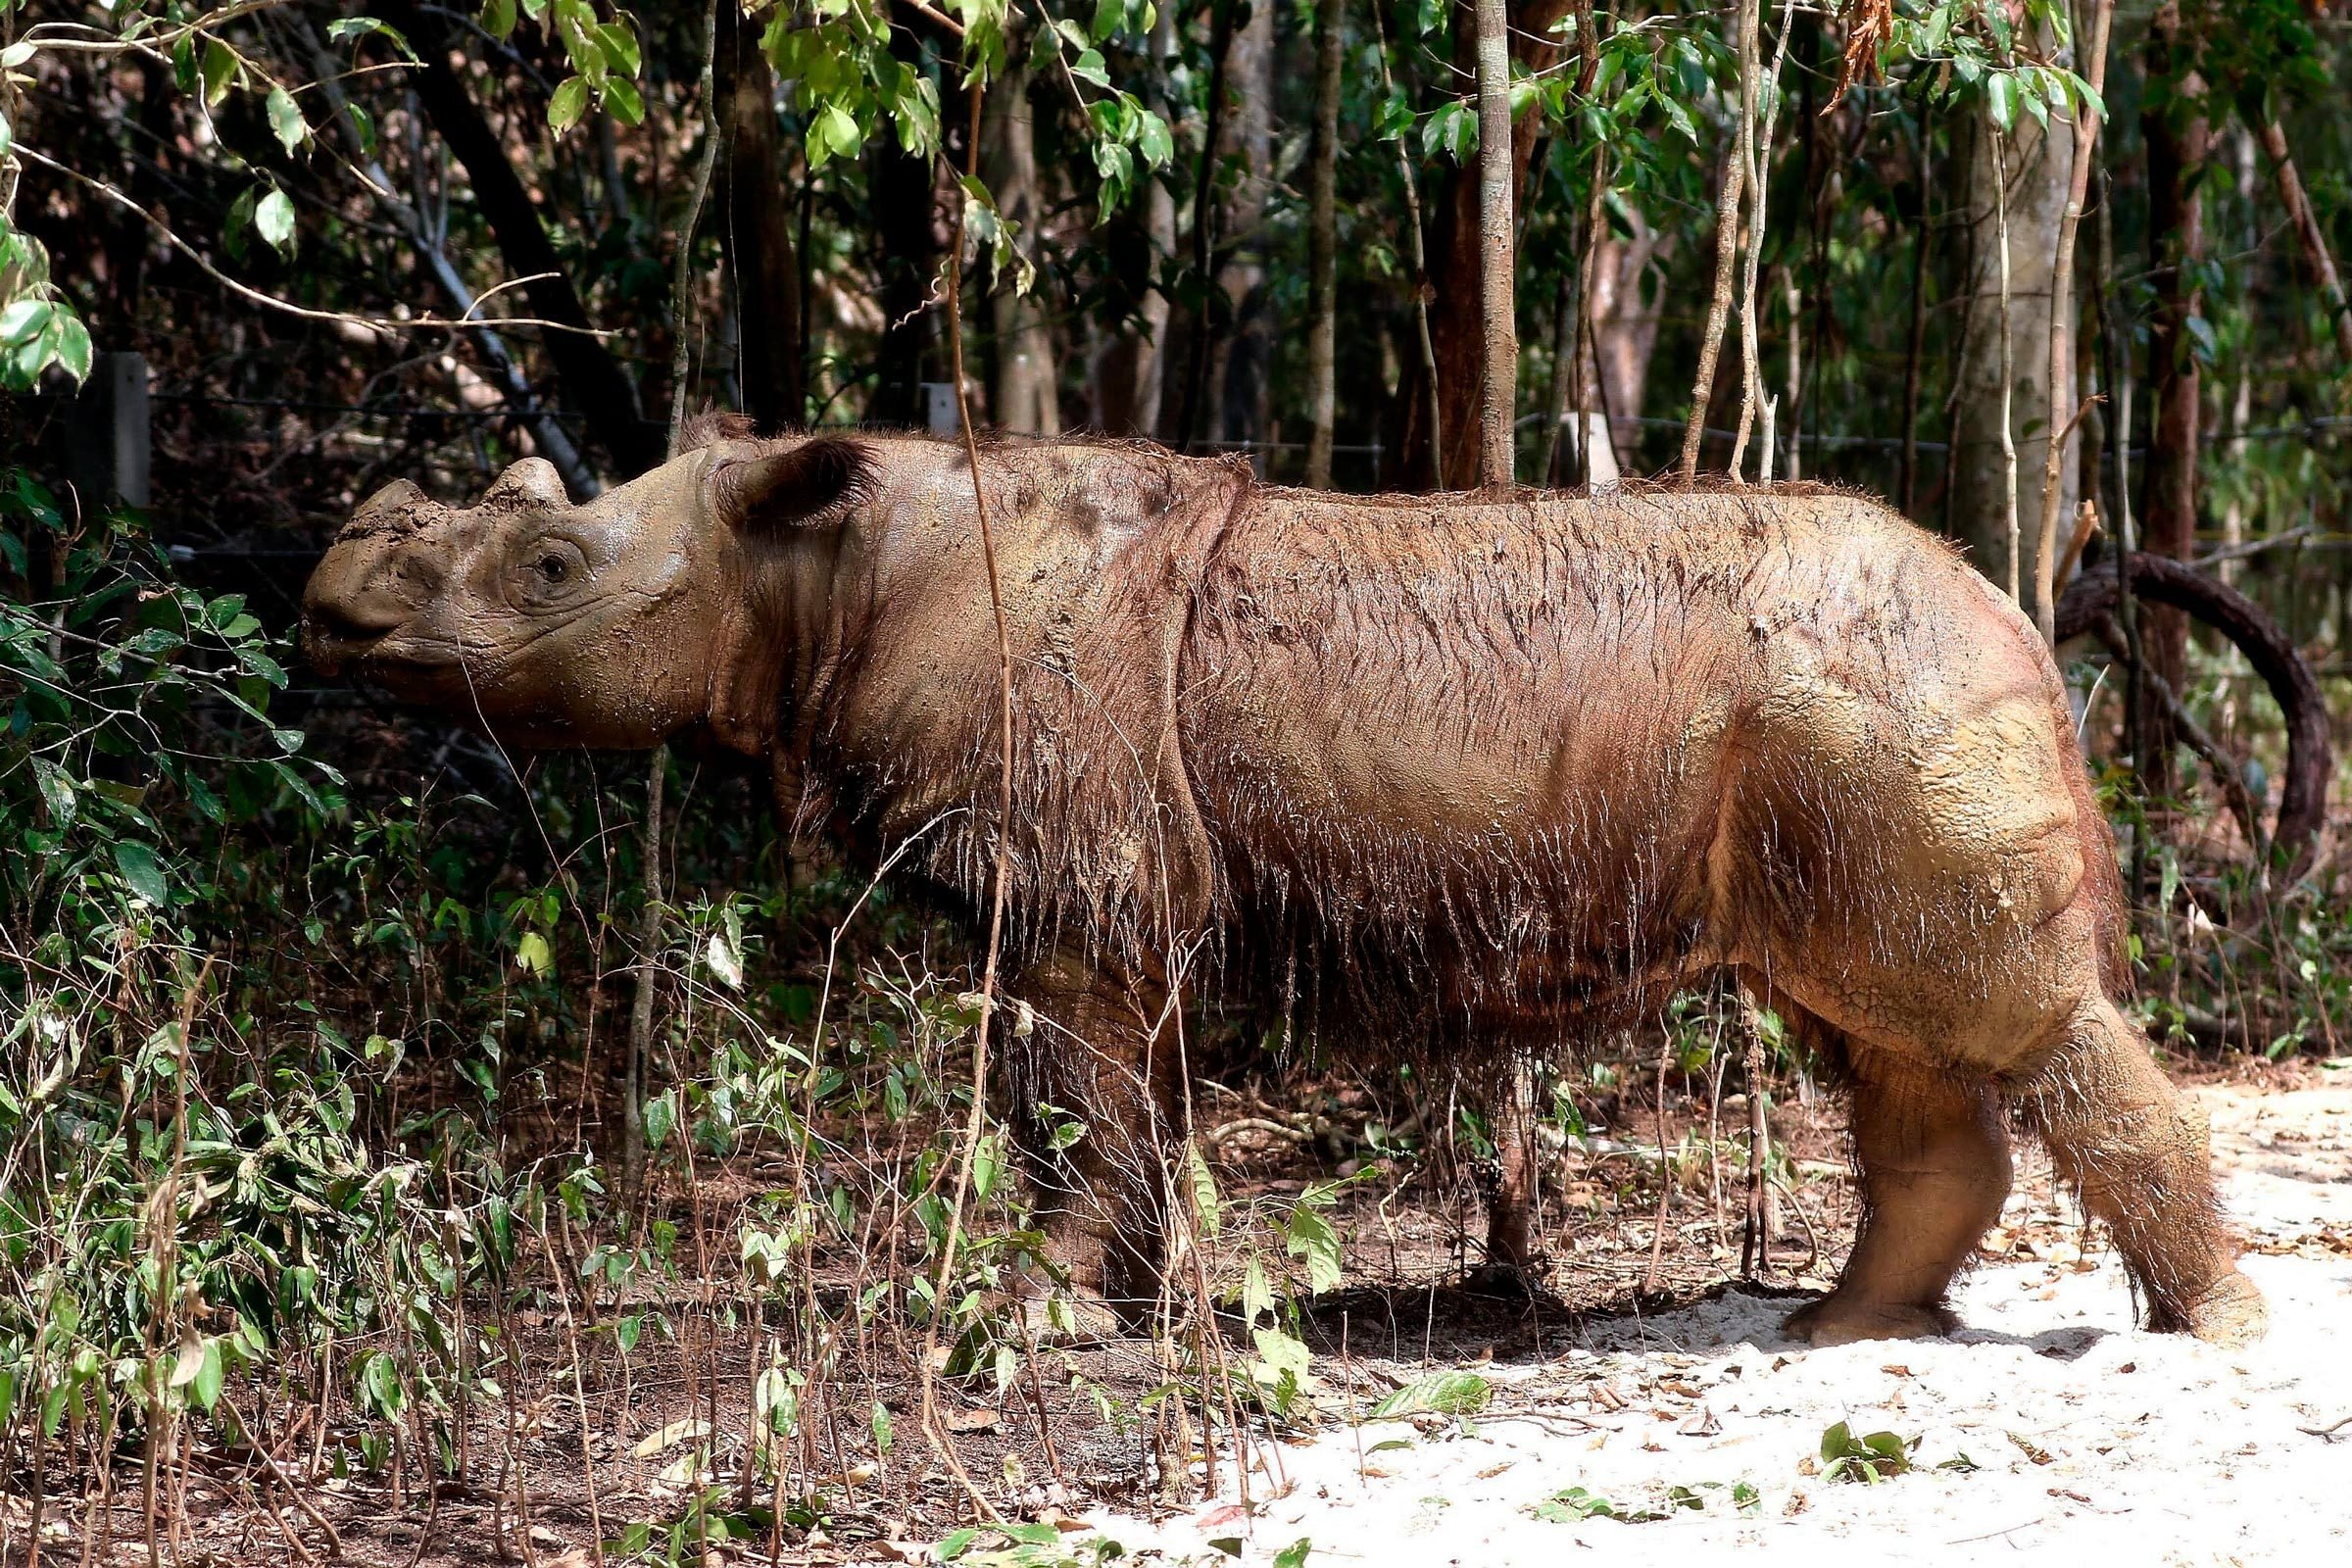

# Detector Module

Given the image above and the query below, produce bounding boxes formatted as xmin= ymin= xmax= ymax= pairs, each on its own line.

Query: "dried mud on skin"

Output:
xmin=7 ymin=1074 xmax=2346 ymax=1568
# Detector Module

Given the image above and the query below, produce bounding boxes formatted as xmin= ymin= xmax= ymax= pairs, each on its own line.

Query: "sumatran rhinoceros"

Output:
xmin=303 ymin=418 xmax=2265 ymax=1348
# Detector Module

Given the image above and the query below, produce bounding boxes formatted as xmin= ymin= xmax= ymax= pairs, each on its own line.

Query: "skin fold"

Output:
xmin=303 ymin=418 xmax=2266 ymax=1348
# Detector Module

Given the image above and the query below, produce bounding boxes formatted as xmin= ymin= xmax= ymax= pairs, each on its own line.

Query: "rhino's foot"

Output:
xmin=2153 ymin=1269 xmax=2269 ymax=1348
xmin=1781 ymin=1296 xmax=1961 ymax=1348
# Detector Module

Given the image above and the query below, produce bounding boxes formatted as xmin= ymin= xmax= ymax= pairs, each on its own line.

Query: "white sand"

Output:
xmin=1087 ymin=1081 xmax=2352 ymax=1566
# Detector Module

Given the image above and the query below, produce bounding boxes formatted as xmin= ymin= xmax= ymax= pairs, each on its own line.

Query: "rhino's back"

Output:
xmin=1173 ymin=483 xmax=2037 ymax=1024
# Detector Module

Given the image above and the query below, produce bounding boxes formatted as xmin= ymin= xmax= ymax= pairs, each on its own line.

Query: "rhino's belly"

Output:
xmin=1181 ymin=663 xmax=1739 ymax=1000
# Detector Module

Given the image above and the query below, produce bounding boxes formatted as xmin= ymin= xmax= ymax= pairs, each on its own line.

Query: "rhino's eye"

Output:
xmin=513 ymin=537 xmax=588 ymax=601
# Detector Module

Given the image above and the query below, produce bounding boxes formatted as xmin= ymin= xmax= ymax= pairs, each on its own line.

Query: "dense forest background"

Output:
xmin=2 ymin=1 xmax=2349 ymax=1563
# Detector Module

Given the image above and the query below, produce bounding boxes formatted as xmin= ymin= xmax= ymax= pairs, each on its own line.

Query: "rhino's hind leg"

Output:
xmin=1784 ymin=1047 xmax=2012 ymax=1348
xmin=1004 ymin=950 xmax=1183 ymax=1329
xmin=2017 ymin=997 xmax=2267 ymax=1346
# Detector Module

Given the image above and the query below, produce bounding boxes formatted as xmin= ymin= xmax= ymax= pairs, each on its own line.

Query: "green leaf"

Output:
xmin=255 ymin=189 xmax=296 ymax=254
xmin=602 ymin=76 xmax=644 ymax=127
xmin=1135 ymin=109 xmax=1173 ymax=168
xmin=326 ymin=18 xmax=414 ymax=58
xmin=645 ymin=1089 xmax=675 ymax=1151
xmin=1186 ymin=1142 xmax=1221 ymax=1237
xmin=548 ymin=75 xmax=590 ymax=134
xmin=594 ymin=22 xmax=641 ymax=76
xmin=1987 ymin=73 xmax=2017 ymax=131
xmin=481 ymin=0 xmax=519 ymax=41
xmin=51 ymin=313 xmax=92 ymax=383
xmin=267 ymin=85 xmax=308 ymax=153
xmin=30 ymin=758 xmax=74 ymax=827
xmin=192 ymin=1340 xmax=224 ymax=1409
xmin=1369 ymin=1370 xmax=1492 ymax=1419
xmin=514 ymin=930 xmax=553 ymax=976
xmin=202 ymin=37 xmax=239 ymax=108
xmin=1284 ymin=1202 xmax=1345 ymax=1294
xmin=1272 ymin=1540 xmax=1312 ymax=1568
xmin=113 ymin=841 xmax=169 ymax=906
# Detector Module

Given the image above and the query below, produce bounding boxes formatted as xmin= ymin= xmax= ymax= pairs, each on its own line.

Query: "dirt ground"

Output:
xmin=1084 ymin=1071 xmax=2352 ymax=1567
xmin=10 ymin=1066 xmax=2344 ymax=1568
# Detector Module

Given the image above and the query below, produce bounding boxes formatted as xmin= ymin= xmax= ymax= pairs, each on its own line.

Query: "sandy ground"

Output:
xmin=1085 ymin=1077 xmax=2352 ymax=1567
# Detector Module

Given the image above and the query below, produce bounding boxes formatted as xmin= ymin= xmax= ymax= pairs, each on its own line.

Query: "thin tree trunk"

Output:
xmin=1729 ymin=0 xmax=1792 ymax=481
xmin=1175 ymin=0 xmax=1238 ymax=451
xmin=1574 ymin=155 xmax=1613 ymax=483
xmin=1681 ymin=0 xmax=1753 ymax=482
xmin=2258 ymin=118 xmax=2352 ymax=364
xmin=984 ymin=52 xmax=1059 ymax=433
xmin=1995 ymin=133 xmax=2019 ymax=602
xmin=2030 ymin=0 xmax=2112 ymax=643
xmin=628 ymin=0 xmax=721 ymax=1204
xmin=1472 ymin=0 xmax=1517 ymax=491
xmin=1211 ymin=0 xmax=1278 ymax=453
xmin=1539 ymin=269 xmax=1575 ymax=486
xmin=1948 ymin=86 xmax=2076 ymax=593
xmin=377 ymin=0 xmax=661 ymax=475
xmin=1395 ymin=0 xmax=1575 ymax=490
xmin=1304 ymin=0 xmax=1345 ymax=488
xmin=2140 ymin=0 xmax=2209 ymax=793
xmin=1899 ymin=103 xmax=1935 ymax=515
xmin=716 ymin=0 xmax=804 ymax=431
xmin=1375 ymin=0 xmax=1446 ymax=488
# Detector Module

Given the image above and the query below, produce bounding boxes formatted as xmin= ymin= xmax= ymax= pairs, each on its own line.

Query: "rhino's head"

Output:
xmin=302 ymin=436 xmax=875 ymax=751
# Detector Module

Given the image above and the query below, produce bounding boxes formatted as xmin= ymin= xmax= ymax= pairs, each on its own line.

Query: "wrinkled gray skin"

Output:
xmin=304 ymin=428 xmax=2265 ymax=1348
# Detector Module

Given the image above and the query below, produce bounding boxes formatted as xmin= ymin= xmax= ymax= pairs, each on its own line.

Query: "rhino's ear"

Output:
xmin=710 ymin=438 xmax=876 ymax=535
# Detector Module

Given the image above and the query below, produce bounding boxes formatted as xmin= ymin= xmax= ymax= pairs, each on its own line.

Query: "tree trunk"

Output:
xmin=1170 ymin=0 xmax=1239 ymax=450
xmin=1393 ymin=0 xmax=1574 ymax=490
xmin=1585 ymin=212 xmax=1669 ymax=471
xmin=865 ymin=16 xmax=949 ymax=425
xmin=1945 ymin=103 xmax=2078 ymax=596
xmin=379 ymin=0 xmax=662 ymax=476
xmin=1303 ymin=0 xmax=1345 ymax=488
xmin=1211 ymin=0 xmax=1278 ymax=456
xmin=983 ymin=54 xmax=1060 ymax=434
xmin=1094 ymin=12 xmax=1178 ymax=436
xmin=1471 ymin=0 xmax=1518 ymax=492
xmin=2140 ymin=0 xmax=2210 ymax=791
xmin=2258 ymin=118 xmax=2352 ymax=365
xmin=2029 ymin=0 xmax=2112 ymax=643
xmin=716 ymin=0 xmax=804 ymax=432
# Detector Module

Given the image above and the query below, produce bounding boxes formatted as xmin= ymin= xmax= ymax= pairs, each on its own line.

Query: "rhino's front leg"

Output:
xmin=1002 ymin=948 xmax=1185 ymax=1325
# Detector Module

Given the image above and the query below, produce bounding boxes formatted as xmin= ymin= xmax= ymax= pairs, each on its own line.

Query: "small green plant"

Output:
xmin=1530 ymin=1478 xmax=1756 ymax=1523
xmin=1819 ymin=1421 xmax=1916 ymax=1484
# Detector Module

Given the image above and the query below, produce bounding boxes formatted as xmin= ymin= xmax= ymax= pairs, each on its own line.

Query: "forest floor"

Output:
xmin=1088 ymin=1070 xmax=2352 ymax=1568
xmin=12 ymin=1065 xmax=2346 ymax=1567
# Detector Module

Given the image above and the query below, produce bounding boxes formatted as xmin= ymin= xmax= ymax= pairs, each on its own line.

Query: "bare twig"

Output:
xmin=916 ymin=78 xmax=1011 ymax=1525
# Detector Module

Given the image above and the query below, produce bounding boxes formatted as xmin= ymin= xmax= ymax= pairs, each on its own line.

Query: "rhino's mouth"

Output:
xmin=301 ymin=615 xmax=470 ymax=692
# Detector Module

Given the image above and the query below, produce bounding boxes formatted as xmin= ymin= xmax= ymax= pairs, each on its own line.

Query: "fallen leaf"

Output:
xmin=632 ymin=1418 xmax=710 ymax=1457
xmin=944 ymin=1406 xmax=999 ymax=1433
